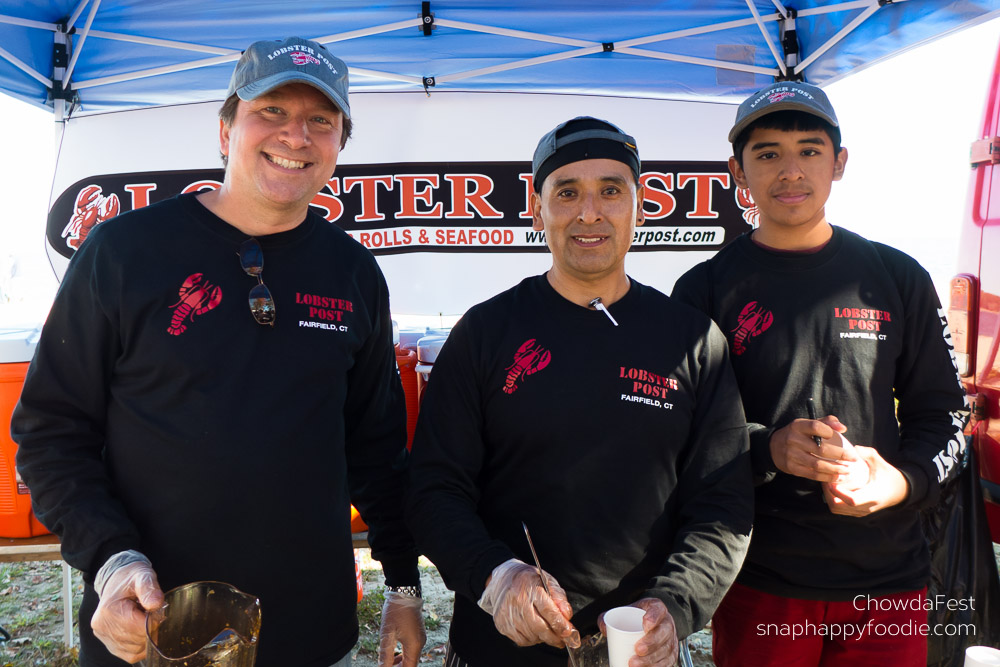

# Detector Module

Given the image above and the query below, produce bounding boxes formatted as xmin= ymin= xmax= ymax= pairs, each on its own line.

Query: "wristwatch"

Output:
xmin=386 ymin=584 xmax=422 ymax=597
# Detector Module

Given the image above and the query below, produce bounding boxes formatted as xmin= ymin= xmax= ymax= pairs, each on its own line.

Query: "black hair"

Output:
xmin=732 ymin=110 xmax=842 ymax=169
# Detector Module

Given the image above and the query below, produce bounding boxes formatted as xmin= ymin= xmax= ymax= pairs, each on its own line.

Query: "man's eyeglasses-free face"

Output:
xmin=238 ymin=238 xmax=276 ymax=326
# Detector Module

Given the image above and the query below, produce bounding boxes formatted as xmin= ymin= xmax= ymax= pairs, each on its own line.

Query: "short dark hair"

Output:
xmin=732 ymin=110 xmax=842 ymax=169
xmin=217 ymin=93 xmax=354 ymax=167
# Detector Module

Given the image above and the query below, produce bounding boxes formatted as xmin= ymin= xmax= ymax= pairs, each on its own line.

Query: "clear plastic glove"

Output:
xmin=598 ymin=598 xmax=678 ymax=667
xmin=378 ymin=590 xmax=426 ymax=667
xmin=478 ymin=558 xmax=581 ymax=649
xmin=91 ymin=550 xmax=164 ymax=664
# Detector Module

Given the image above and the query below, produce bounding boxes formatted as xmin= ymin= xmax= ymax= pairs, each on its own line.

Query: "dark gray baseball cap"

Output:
xmin=532 ymin=117 xmax=640 ymax=192
xmin=227 ymin=36 xmax=351 ymax=118
xmin=728 ymin=81 xmax=837 ymax=143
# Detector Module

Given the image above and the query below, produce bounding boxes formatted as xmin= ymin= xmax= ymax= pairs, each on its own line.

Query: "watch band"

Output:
xmin=386 ymin=584 xmax=422 ymax=597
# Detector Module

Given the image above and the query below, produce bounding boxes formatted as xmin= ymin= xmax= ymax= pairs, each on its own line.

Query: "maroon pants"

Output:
xmin=712 ymin=582 xmax=928 ymax=667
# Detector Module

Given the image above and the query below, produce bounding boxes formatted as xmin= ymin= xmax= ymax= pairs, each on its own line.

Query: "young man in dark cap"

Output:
xmin=405 ymin=117 xmax=754 ymax=667
xmin=672 ymin=81 xmax=968 ymax=665
xmin=13 ymin=37 xmax=425 ymax=667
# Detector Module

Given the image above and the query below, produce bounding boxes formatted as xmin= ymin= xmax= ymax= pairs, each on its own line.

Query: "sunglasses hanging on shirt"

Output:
xmin=238 ymin=238 xmax=276 ymax=326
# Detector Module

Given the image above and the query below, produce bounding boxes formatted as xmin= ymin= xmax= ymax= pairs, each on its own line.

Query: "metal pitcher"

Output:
xmin=145 ymin=581 xmax=261 ymax=667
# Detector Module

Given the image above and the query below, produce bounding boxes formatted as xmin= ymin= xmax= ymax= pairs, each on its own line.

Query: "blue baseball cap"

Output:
xmin=227 ymin=36 xmax=351 ymax=118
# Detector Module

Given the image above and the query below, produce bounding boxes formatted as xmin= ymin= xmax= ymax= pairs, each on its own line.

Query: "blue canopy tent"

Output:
xmin=1 ymin=0 xmax=998 ymax=119
xmin=1 ymin=0 xmax=998 ymax=315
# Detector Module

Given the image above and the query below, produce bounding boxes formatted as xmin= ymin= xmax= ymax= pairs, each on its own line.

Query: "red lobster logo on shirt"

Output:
xmin=167 ymin=273 xmax=223 ymax=336
xmin=61 ymin=184 xmax=121 ymax=249
xmin=502 ymin=339 xmax=551 ymax=394
xmin=731 ymin=301 xmax=773 ymax=356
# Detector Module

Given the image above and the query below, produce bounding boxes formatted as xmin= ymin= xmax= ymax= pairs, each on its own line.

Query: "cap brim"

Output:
xmin=728 ymin=102 xmax=837 ymax=143
xmin=237 ymin=71 xmax=351 ymax=119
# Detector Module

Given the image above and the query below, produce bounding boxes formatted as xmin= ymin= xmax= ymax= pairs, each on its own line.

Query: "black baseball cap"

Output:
xmin=728 ymin=81 xmax=838 ymax=143
xmin=532 ymin=117 xmax=640 ymax=192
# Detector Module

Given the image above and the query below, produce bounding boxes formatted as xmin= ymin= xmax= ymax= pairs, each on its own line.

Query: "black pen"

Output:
xmin=807 ymin=397 xmax=823 ymax=448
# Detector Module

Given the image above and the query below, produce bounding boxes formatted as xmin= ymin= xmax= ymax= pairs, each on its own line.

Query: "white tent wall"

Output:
xmin=48 ymin=91 xmax=739 ymax=317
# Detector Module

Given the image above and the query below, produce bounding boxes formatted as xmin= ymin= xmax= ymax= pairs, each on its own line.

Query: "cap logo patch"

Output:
xmin=266 ymin=44 xmax=339 ymax=74
xmin=767 ymin=91 xmax=796 ymax=104
xmin=290 ymin=51 xmax=321 ymax=66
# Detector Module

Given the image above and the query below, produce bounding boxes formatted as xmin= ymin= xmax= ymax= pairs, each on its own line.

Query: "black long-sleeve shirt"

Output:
xmin=672 ymin=226 xmax=968 ymax=599
xmin=12 ymin=193 xmax=418 ymax=667
xmin=406 ymin=275 xmax=753 ymax=667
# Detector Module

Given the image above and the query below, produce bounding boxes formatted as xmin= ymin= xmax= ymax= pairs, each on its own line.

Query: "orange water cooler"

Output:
xmin=0 ymin=327 xmax=49 ymax=538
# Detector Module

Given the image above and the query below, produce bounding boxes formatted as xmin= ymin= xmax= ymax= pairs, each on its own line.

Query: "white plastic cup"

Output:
xmin=604 ymin=606 xmax=646 ymax=667
xmin=966 ymin=646 xmax=1000 ymax=667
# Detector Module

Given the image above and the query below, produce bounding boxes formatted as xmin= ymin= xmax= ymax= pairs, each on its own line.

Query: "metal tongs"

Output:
xmin=522 ymin=521 xmax=581 ymax=667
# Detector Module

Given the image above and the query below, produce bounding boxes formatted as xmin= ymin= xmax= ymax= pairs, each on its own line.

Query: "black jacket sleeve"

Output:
xmin=12 ymin=227 xmax=141 ymax=577
xmin=642 ymin=319 xmax=753 ymax=638
xmin=874 ymin=245 xmax=969 ymax=509
xmin=404 ymin=312 xmax=515 ymax=602
xmin=672 ymin=264 xmax=778 ymax=484
xmin=345 ymin=258 xmax=419 ymax=586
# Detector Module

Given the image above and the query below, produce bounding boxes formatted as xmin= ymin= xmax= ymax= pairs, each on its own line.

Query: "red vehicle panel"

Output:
xmin=953 ymin=40 xmax=1000 ymax=541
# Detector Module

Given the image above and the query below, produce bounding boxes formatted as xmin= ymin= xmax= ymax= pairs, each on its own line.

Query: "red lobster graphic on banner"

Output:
xmin=61 ymin=185 xmax=121 ymax=249
xmin=167 ymin=273 xmax=223 ymax=336
xmin=734 ymin=187 xmax=759 ymax=228
xmin=731 ymin=301 xmax=773 ymax=356
xmin=502 ymin=339 xmax=551 ymax=394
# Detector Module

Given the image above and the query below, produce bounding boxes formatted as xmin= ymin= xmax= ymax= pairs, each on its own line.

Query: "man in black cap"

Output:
xmin=405 ymin=117 xmax=754 ymax=667
xmin=672 ymin=81 xmax=968 ymax=665
xmin=13 ymin=37 xmax=425 ymax=667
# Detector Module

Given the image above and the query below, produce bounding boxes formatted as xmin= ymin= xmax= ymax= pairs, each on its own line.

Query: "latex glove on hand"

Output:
xmin=378 ymin=589 xmax=427 ymax=667
xmin=823 ymin=444 xmax=909 ymax=516
xmin=478 ymin=558 xmax=581 ymax=649
xmin=598 ymin=598 xmax=679 ymax=667
xmin=91 ymin=550 xmax=164 ymax=664
xmin=769 ymin=415 xmax=852 ymax=482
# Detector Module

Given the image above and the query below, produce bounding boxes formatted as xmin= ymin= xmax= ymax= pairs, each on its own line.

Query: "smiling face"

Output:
xmin=220 ymin=82 xmax=344 ymax=218
xmin=730 ymin=125 xmax=847 ymax=246
xmin=531 ymin=158 xmax=643 ymax=295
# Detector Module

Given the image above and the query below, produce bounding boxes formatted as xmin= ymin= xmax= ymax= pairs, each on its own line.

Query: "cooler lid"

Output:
xmin=397 ymin=327 xmax=426 ymax=352
xmin=417 ymin=334 xmax=449 ymax=364
xmin=0 ymin=326 xmax=41 ymax=364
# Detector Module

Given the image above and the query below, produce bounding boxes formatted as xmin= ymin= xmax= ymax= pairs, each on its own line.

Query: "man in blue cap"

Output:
xmin=672 ymin=81 xmax=968 ymax=665
xmin=13 ymin=37 xmax=425 ymax=667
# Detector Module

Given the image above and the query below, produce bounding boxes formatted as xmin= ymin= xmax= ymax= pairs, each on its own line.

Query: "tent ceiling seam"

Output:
xmin=617 ymin=47 xmax=779 ymax=75
xmin=348 ymin=66 xmax=423 ymax=85
xmin=745 ymin=0 xmax=787 ymax=75
xmin=433 ymin=18 xmax=596 ymax=47
xmin=85 ymin=30 xmax=238 ymax=55
xmin=73 ymin=52 xmax=241 ymax=90
xmin=313 ymin=19 xmax=424 ymax=45
xmin=66 ymin=0 xmax=90 ymax=33
xmin=435 ymin=45 xmax=604 ymax=84
xmin=797 ymin=0 xmax=873 ymax=18
xmin=796 ymin=1 xmax=881 ymax=73
xmin=0 ymin=14 xmax=58 ymax=31
xmin=0 ymin=44 xmax=51 ymax=87
xmin=64 ymin=0 xmax=102 ymax=86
